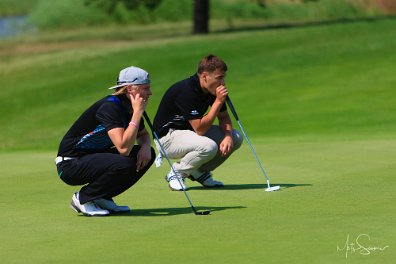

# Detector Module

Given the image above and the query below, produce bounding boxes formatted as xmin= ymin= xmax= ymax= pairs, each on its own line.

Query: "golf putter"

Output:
xmin=226 ymin=96 xmax=280 ymax=192
xmin=143 ymin=112 xmax=210 ymax=215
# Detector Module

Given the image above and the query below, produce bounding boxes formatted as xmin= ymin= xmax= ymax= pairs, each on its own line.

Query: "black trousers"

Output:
xmin=56 ymin=146 xmax=155 ymax=204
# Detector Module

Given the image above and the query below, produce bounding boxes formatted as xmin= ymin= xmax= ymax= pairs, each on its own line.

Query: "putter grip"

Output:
xmin=226 ymin=96 xmax=239 ymax=120
xmin=143 ymin=111 xmax=154 ymax=130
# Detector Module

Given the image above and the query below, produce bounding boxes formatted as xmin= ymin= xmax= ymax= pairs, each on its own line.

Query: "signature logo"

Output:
xmin=337 ymin=234 xmax=389 ymax=259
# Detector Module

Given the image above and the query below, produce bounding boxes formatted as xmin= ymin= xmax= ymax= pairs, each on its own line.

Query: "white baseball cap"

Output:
xmin=109 ymin=66 xmax=150 ymax=89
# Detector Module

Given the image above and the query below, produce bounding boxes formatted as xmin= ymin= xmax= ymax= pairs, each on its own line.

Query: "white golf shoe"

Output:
xmin=165 ymin=171 xmax=188 ymax=191
xmin=70 ymin=192 xmax=109 ymax=216
xmin=191 ymin=171 xmax=223 ymax=188
xmin=94 ymin=198 xmax=131 ymax=213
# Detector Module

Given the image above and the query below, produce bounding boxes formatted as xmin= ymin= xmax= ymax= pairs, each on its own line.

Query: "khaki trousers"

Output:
xmin=155 ymin=125 xmax=243 ymax=177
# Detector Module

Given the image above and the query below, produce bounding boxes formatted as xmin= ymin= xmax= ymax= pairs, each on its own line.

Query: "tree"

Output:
xmin=193 ymin=0 xmax=209 ymax=34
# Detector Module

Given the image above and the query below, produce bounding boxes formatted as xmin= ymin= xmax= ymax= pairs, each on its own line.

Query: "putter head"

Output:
xmin=265 ymin=185 xmax=281 ymax=192
xmin=196 ymin=210 xmax=210 ymax=215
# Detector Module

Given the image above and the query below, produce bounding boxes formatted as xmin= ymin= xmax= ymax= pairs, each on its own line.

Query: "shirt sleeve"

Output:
xmin=174 ymin=94 xmax=202 ymax=120
xmin=175 ymin=93 xmax=228 ymax=120
xmin=96 ymin=101 xmax=145 ymax=132
xmin=96 ymin=102 xmax=124 ymax=131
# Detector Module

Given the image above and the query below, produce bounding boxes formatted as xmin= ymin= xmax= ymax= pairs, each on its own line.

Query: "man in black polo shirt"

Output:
xmin=56 ymin=66 xmax=155 ymax=216
xmin=153 ymin=55 xmax=243 ymax=191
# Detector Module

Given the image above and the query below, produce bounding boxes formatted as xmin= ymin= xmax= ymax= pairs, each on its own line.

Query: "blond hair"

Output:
xmin=112 ymin=84 xmax=146 ymax=96
xmin=112 ymin=85 xmax=128 ymax=96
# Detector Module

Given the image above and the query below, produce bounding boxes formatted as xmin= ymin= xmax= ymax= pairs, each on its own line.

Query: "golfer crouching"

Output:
xmin=152 ymin=55 xmax=243 ymax=191
xmin=55 ymin=66 xmax=155 ymax=216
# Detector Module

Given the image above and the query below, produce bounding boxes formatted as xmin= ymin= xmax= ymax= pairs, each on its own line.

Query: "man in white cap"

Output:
xmin=55 ymin=66 xmax=155 ymax=216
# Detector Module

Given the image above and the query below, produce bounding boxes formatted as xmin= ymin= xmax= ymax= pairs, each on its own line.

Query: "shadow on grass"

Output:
xmin=188 ymin=183 xmax=312 ymax=191
xmin=107 ymin=205 xmax=246 ymax=217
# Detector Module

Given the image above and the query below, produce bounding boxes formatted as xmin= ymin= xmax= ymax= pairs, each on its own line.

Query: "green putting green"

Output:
xmin=0 ymin=18 xmax=395 ymax=263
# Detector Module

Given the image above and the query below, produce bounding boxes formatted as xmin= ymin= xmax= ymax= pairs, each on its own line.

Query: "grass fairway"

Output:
xmin=1 ymin=140 xmax=394 ymax=263
xmin=1 ymin=18 xmax=395 ymax=263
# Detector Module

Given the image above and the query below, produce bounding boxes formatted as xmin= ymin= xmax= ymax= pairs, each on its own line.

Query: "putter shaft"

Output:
xmin=143 ymin=112 xmax=210 ymax=215
xmin=226 ymin=96 xmax=279 ymax=191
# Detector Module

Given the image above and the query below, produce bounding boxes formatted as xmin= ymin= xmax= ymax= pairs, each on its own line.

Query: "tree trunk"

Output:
xmin=193 ymin=0 xmax=209 ymax=34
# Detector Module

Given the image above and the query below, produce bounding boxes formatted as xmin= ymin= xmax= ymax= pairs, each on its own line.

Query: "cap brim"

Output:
xmin=108 ymin=79 xmax=150 ymax=89
xmin=108 ymin=83 xmax=131 ymax=90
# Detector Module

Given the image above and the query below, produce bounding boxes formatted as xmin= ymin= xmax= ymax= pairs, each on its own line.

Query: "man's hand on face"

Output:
xmin=215 ymin=85 xmax=228 ymax=103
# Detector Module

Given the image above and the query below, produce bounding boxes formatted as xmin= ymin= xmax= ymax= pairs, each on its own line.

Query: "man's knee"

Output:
xmin=127 ymin=146 xmax=156 ymax=173
xmin=232 ymin=129 xmax=243 ymax=150
xmin=200 ymin=138 xmax=218 ymax=159
xmin=115 ymin=159 xmax=136 ymax=176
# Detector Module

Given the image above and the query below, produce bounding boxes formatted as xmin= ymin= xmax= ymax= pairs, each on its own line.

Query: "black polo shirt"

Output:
xmin=57 ymin=94 xmax=144 ymax=157
xmin=153 ymin=74 xmax=227 ymax=138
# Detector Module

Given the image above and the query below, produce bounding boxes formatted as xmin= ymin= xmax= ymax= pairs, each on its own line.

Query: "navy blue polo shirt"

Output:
xmin=153 ymin=74 xmax=227 ymax=138
xmin=57 ymin=94 xmax=144 ymax=157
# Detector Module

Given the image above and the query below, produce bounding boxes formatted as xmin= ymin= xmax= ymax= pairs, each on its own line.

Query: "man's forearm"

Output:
xmin=137 ymin=130 xmax=152 ymax=148
xmin=218 ymin=112 xmax=233 ymax=137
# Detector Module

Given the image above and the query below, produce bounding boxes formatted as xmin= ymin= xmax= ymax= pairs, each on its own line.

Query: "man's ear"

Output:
xmin=201 ymin=72 xmax=208 ymax=82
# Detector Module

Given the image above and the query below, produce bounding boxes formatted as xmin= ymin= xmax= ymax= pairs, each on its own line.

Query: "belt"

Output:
xmin=55 ymin=156 xmax=75 ymax=165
